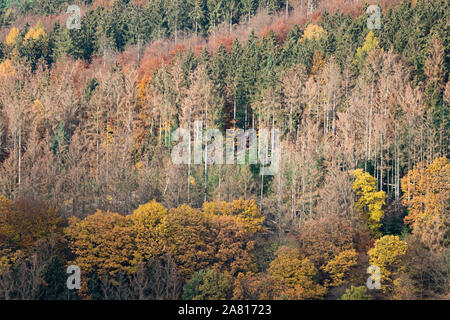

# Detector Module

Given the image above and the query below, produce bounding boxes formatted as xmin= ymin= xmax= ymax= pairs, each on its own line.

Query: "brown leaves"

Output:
xmin=297 ymin=214 xmax=354 ymax=267
xmin=0 ymin=197 xmax=63 ymax=251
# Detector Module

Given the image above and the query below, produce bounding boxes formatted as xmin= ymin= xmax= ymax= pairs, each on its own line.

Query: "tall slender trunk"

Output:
xmin=187 ymin=122 xmax=191 ymax=204
xmin=245 ymin=106 xmax=248 ymax=131
xmin=96 ymin=105 xmax=100 ymax=185
xmin=332 ymin=91 xmax=336 ymax=135
xmin=204 ymin=107 xmax=208 ymax=202
xmin=285 ymin=0 xmax=289 ymax=20
xmin=368 ymin=84 xmax=374 ymax=160
xmin=233 ymin=97 xmax=236 ymax=131
xmin=289 ymin=103 xmax=293 ymax=139
xmin=159 ymin=116 xmax=162 ymax=144
xmin=309 ymin=174 xmax=313 ymax=216
xmin=18 ymin=128 xmax=21 ymax=192
xmin=380 ymin=133 xmax=383 ymax=192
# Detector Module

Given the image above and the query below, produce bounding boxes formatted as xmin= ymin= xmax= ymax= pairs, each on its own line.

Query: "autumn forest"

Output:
xmin=0 ymin=0 xmax=448 ymax=301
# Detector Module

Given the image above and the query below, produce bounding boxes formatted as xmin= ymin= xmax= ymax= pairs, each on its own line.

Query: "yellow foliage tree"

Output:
xmin=65 ymin=200 xmax=264 ymax=284
xmin=203 ymin=198 xmax=264 ymax=233
xmin=301 ymin=24 xmax=327 ymax=42
xmin=129 ymin=200 xmax=168 ymax=264
xmin=229 ymin=199 xmax=264 ymax=233
xmin=202 ymin=201 xmax=233 ymax=216
xmin=137 ymin=76 xmax=152 ymax=107
xmin=353 ymin=31 xmax=380 ymax=68
xmin=401 ymin=157 xmax=449 ymax=226
xmin=310 ymin=50 xmax=326 ymax=76
xmin=6 ymin=27 xmax=19 ymax=45
xmin=209 ymin=214 xmax=258 ymax=276
xmin=321 ymin=249 xmax=358 ymax=287
xmin=268 ymin=246 xmax=326 ymax=300
xmin=352 ymin=169 xmax=386 ymax=237
xmin=401 ymin=157 xmax=449 ymax=251
xmin=24 ymin=22 xmax=47 ymax=41
xmin=0 ymin=59 xmax=15 ymax=77
xmin=368 ymin=235 xmax=408 ymax=295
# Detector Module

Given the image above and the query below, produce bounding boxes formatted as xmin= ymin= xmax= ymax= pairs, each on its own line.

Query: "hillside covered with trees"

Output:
xmin=0 ymin=0 xmax=448 ymax=300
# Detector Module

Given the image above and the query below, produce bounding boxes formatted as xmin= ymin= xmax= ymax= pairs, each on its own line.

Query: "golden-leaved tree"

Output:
xmin=163 ymin=205 xmax=216 ymax=280
xmin=321 ymin=249 xmax=358 ymax=287
xmin=65 ymin=210 xmax=136 ymax=277
xmin=353 ymin=31 xmax=380 ymax=69
xmin=0 ymin=59 xmax=15 ymax=78
xmin=268 ymin=246 xmax=326 ymax=300
xmin=5 ymin=27 xmax=19 ymax=45
xmin=203 ymin=199 xmax=265 ymax=275
xmin=0 ymin=197 xmax=64 ymax=277
xmin=297 ymin=214 xmax=355 ymax=267
xmin=203 ymin=199 xmax=264 ymax=233
xmin=129 ymin=200 xmax=168 ymax=264
xmin=368 ymin=235 xmax=408 ymax=295
xmin=66 ymin=199 xmax=264 ymax=285
xmin=24 ymin=22 xmax=47 ymax=41
xmin=401 ymin=157 xmax=449 ymax=251
xmin=352 ymin=169 xmax=386 ymax=237
xmin=301 ymin=24 xmax=326 ymax=42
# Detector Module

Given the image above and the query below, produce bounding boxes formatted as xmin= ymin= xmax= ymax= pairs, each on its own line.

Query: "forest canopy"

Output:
xmin=0 ymin=0 xmax=448 ymax=300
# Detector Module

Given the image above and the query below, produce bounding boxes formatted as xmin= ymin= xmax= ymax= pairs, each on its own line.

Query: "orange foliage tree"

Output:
xmin=65 ymin=199 xmax=264 ymax=284
xmin=401 ymin=157 xmax=449 ymax=251
xmin=204 ymin=199 xmax=265 ymax=275
xmin=163 ymin=205 xmax=216 ymax=279
xmin=203 ymin=199 xmax=264 ymax=233
xmin=65 ymin=210 xmax=136 ymax=277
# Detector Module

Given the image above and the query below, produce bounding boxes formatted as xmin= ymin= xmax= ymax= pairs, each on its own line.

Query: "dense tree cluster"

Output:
xmin=0 ymin=0 xmax=448 ymax=300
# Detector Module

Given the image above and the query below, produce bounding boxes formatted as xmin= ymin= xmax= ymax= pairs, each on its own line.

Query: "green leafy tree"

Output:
xmin=38 ymin=257 xmax=78 ymax=300
xmin=341 ymin=286 xmax=369 ymax=300
xmin=182 ymin=269 xmax=206 ymax=300
xmin=182 ymin=269 xmax=233 ymax=300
